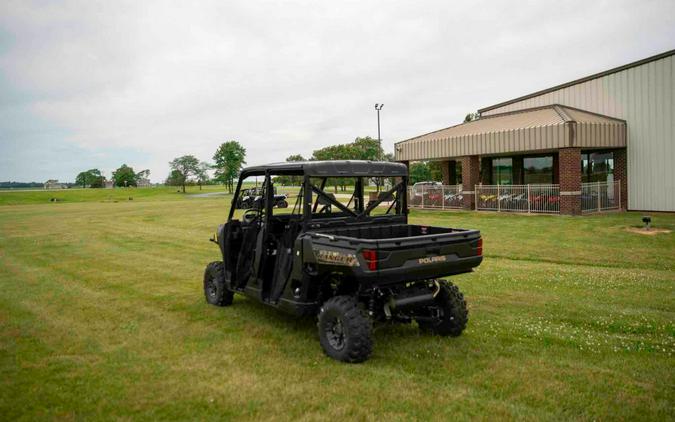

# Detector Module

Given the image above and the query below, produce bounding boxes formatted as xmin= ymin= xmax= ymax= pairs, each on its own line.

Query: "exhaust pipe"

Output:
xmin=390 ymin=292 xmax=436 ymax=310
xmin=389 ymin=281 xmax=441 ymax=310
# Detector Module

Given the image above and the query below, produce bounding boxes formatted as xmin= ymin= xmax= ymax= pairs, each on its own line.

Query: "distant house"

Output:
xmin=104 ymin=180 xmax=114 ymax=189
xmin=44 ymin=179 xmax=65 ymax=189
xmin=137 ymin=178 xmax=151 ymax=188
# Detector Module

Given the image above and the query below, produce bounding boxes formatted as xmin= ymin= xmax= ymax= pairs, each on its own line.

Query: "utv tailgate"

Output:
xmin=308 ymin=224 xmax=482 ymax=285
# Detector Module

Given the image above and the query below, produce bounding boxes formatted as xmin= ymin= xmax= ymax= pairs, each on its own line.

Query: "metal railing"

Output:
xmin=408 ymin=184 xmax=464 ymax=209
xmin=476 ymin=184 xmax=560 ymax=214
xmin=581 ymin=180 xmax=621 ymax=213
xmin=408 ymin=181 xmax=621 ymax=214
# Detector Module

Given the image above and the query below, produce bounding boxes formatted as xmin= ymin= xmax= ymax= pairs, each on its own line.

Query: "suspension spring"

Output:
xmin=368 ymin=291 xmax=376 ymax=316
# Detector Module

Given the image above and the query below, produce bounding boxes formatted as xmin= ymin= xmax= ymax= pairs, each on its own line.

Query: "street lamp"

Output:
xmin=375 ymin=103 xmax=384 ymax=160
xmin=375 ymin=103 xmax=384 ymax=192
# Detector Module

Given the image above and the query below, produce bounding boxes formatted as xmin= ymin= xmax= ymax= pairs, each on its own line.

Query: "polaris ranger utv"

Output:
xmin=204 ymin=161 xmax=483 ymax=363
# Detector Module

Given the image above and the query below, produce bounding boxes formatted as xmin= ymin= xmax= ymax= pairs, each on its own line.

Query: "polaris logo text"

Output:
xmin=418 ymin=256 xmax=446 ymax=264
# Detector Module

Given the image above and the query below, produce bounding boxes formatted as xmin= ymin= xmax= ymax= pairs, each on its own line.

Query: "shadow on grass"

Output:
xmin=214 ymin=293 xmax=469 ymax=364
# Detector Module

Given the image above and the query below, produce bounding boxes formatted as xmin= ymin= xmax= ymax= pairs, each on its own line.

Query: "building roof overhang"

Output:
xmin=394 ymin=105 xmax=626 ymax=162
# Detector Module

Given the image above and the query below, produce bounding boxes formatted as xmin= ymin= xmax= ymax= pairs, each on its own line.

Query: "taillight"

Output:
xmin=476 ymin=238 xmax=483 ymax=256
xmin=361 ymin=249 xmax=378 ymax=271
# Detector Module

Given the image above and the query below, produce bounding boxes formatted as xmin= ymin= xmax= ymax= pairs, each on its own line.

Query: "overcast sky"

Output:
xmin=1 ymin=0 xmax=673 ymax=183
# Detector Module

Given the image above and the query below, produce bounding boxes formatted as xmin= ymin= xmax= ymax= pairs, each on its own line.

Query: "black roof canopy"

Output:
xmin=240 ymin=160 xmax=408 ymax=177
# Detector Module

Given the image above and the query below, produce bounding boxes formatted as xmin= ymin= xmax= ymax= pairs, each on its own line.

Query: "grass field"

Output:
xmin=1 ymin=188 xmax=673 ymax=420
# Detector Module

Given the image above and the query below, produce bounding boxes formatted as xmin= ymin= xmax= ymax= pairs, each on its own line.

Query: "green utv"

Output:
xmin=204 ymin=161 xmax=483 ymax=363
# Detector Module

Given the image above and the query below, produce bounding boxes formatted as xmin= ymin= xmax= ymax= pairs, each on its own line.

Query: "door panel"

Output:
xmin=233 ymin=219 xmax=260 ymax=289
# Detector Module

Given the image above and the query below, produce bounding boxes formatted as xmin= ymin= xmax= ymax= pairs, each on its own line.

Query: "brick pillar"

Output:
xmin=460 ymin=155 xmax=480 ymax=210
xmin=440 ymin=160 xmax=451 ymax=185
xmin=558 ymin=148 xmax=582 ymax=215
xmin=613 ymin=149 xmax=628 ymax=210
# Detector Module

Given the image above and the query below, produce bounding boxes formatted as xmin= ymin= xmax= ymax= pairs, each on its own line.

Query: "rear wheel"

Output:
xmin=318 ymin=296 xmax=372 ymax=363
xmin=417 ymin=281 xmax=468 ymax=336
xmin=277 ymin=199 xmax=289 ymax=208
xmin=203 ymin=261 xmax=234 ymax=307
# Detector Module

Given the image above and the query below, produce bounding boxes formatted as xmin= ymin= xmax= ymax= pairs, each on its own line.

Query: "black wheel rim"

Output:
xmin=326 ymin=316 xmax=345 ymax=350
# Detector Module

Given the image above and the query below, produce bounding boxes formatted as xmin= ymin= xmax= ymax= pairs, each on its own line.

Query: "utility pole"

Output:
xmin=375 ymin=103 xmax=384 ymax=160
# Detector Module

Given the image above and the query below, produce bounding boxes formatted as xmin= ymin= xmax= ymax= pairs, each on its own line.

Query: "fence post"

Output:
xmin=497 ymin=185 xmax=502 ymax=212
xmin=527 ymin=184 xmax=531 ymax=213
xmin=618 ymin=180 xmax=621 ymax=211
xmin=442 ymin=185 xmax=445 ymax=210
xmin=597 ymin=181 xmax=601 ymax=212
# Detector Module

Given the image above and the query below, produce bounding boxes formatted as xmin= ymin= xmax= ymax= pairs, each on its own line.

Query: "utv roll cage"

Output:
xmin=227 ymin=160 xmax=409 ymax=230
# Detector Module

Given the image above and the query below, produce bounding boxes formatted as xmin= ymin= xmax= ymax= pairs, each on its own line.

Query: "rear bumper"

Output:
xmin=361 ymin=254 xmax=483 ymax=285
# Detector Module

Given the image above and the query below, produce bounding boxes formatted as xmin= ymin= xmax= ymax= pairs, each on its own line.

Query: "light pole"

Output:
xmin=375 ymin=103 xmax=383 ymax=160
xmin=375 ymin=103 xmax=384 ymax=192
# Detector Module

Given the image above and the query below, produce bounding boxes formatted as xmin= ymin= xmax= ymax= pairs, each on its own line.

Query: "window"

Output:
xmin=449 ymin=161 xmax=462 ymax=185
xmin=491 ymin=158 xmax=513 ymax=185
xmin=581 ymin=151 xmax=614 ymax=183
xmin=455 ymin=161 xmax=462 ymax=185
xmin=523 ymin=156 xmax=553 ymax=184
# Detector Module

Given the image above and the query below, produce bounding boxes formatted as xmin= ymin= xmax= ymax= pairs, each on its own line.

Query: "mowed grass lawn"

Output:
xmin=1 ymin=188 xmax=673 ymax=420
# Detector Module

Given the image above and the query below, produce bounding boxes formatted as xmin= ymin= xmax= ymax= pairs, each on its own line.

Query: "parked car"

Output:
xmin=236 ymin=187 xmax=288 ymax=209
xmin=410 ymin=181 xmax=442 ymax=206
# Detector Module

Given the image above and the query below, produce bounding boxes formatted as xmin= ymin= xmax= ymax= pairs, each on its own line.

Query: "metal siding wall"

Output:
xmin=482 ymin=54 xmax=675 ymax=211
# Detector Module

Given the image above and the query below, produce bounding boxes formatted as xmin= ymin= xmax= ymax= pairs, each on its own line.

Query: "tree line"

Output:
xmin=167 ymin=140 xmax=246 ymax=193
xmin=277 ymin=136 xmax=393 ymax=191
xmin=166 ymin=137 xmax=389 ymax=194
xmin=73 ymin=135 xmax=429 ymax=193
xmin=74 ymin=166 xmax=150 ymax=188
xmin=71 ymin=141 xmax=247 ymax=193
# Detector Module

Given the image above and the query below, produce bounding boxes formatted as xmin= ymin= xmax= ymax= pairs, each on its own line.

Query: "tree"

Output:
xmin=195 ymin=162 xmax=211 ymax=190
xmin=169 ymin=155 xmax=200 ymax=193
xmin=312 ymin=143 xmax=357 ymax=192
xmin=428 ymin=161 xmax=443 ymax=182
xmin=352 ymin=136 xmax=382 ymax=161
xmin=166 ymin=169 xmax=185 ymax=187
xmin=213 ymin=141 xmax=246 ymax=193
xmin=287 ymin=154 xmax=304 ymax=162
xmin=89 ymin=175 xmax=105 ymax=188
xmin=409 ymin=162 xmax=432 ymax=184
xmin=464 ymin=112 xmax=479 ymax=123
xmin=352 ymin=136 xmax=385 ymax=191
xmin=276 ymin=155 xmax=305 ymax=186
xmin=75 ymin=169 xmax=103 ymax=188
xmin=112 ymin=164 xmax=137 ymax=187
xmin=136 ymin=169 xmax=150 ymax=179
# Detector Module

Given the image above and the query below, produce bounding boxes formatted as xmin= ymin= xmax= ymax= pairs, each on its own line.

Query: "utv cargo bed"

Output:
xmin=307 ymin=224 xmax=482 ymax=284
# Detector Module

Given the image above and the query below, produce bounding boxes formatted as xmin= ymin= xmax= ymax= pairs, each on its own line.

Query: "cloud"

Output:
xmin=1 ymin=0 xmax=674 ymax=182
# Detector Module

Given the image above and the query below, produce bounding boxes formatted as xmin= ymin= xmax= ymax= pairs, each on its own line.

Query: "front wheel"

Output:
xmin=203 ymin=261 xmax=234 ymax=307
xmin=417 ymin=281 xmax=468 ymax=336
xmin=318 ymin=296 xmax=373 ymax=363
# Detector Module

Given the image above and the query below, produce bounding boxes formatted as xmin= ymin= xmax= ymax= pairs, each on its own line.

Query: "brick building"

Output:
xmin=395 ymin=50 xmax=674 ymax=214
